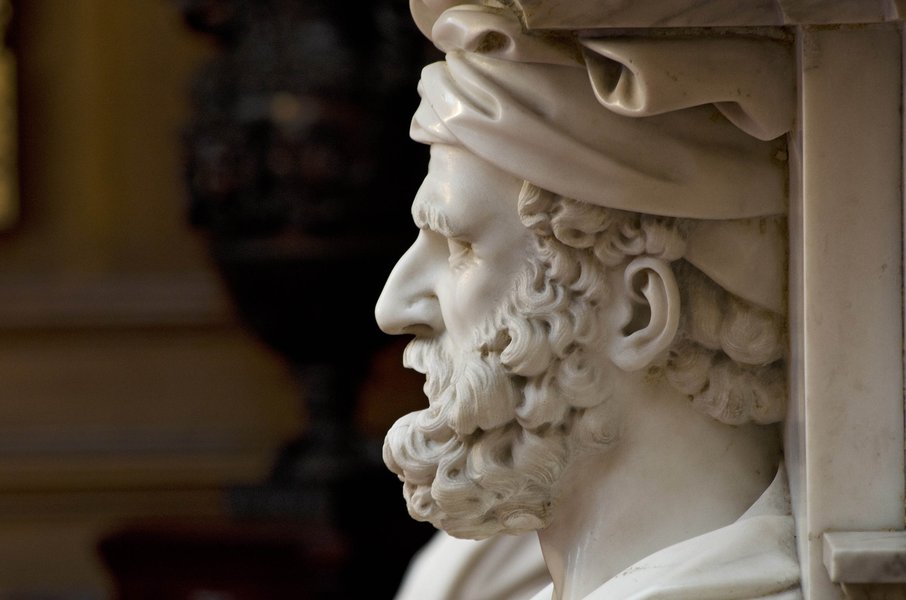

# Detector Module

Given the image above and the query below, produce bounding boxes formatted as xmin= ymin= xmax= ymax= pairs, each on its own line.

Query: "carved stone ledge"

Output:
xmin=825 ymin=532 xmax=906 ymax=599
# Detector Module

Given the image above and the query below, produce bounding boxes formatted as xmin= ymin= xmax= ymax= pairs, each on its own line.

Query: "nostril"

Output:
xmin=406 ymin=293 xmax=438 ymax=314
xmin=375 ymin=306 xmax=437 ymax=336
xmin=406 ymin=293 xmax=437 ymax=307
xmin=402 ymin=323 xmax=436 ymax=337
xmin=375 ymin=291 xmax=443 ymax=335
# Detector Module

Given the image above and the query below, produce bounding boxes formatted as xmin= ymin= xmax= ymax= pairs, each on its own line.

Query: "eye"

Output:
xmin=447 ymin=238 xmax=474 ymax=270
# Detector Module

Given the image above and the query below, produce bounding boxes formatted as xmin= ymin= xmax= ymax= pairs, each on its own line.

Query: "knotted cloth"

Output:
xmin=410 ymin=4 xmax=793 ymax=314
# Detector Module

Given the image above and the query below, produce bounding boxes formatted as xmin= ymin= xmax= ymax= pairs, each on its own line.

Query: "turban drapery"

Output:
xmin=409 ymin=4 xmax=793 ymax=314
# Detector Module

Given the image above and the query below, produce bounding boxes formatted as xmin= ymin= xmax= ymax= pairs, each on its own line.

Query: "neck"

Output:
xmin=536 ymin=376 xmax=781 ymax=600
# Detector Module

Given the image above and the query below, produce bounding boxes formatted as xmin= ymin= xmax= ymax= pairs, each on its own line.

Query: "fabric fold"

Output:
xmin=410 ymin=4 xmax=792 ymax=313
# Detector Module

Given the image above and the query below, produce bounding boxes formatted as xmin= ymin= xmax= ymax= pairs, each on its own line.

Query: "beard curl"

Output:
xmin=385 ymin=333 xmax=562 ymax=538
xmin=383 ymin=269 xmax=618 ymax=539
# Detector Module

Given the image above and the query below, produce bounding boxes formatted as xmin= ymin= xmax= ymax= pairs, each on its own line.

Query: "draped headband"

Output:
xmin=410 ymin=4 xmax=793 ymax=313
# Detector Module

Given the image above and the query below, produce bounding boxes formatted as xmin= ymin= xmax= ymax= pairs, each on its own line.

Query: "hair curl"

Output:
xmin=517 ymin=182 xmax=787 ymax=425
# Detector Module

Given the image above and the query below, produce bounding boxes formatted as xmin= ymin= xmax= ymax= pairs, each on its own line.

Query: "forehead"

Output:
xmin=412 ymin=145 xmax=526 ymax=236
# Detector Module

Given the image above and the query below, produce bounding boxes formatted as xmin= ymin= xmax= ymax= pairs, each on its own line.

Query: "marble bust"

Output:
xmin=376 ymin=4 xmax=801 ymax=599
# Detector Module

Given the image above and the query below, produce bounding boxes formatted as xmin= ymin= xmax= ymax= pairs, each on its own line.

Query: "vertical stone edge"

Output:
xmin=788 ymin=25 xmax=905 ymax=600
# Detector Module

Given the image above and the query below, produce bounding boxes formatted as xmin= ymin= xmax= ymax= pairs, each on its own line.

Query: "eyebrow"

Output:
xmin=412 ymin=196 xmax=458 ymax=238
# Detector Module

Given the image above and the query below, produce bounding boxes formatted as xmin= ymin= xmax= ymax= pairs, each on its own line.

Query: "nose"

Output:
xmin=375 ymin=231 xmax=445 ymax=336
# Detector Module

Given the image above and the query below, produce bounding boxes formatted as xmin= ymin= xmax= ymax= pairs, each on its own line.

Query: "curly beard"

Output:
xmin=383 ymin=262 xmax=619 ymax=539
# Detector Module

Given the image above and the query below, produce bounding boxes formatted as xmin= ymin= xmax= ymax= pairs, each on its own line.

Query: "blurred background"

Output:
xmin=0 ymin=0 xmax=436 ymax=598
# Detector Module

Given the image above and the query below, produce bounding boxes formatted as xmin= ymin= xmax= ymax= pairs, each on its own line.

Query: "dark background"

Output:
xmin=0 ymin=0 xmax=436 ymax=597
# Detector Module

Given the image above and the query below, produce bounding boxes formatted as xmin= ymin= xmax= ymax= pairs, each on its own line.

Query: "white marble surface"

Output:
xmin=394 ymin=532 xmax=549 ymax=600
xmin=508 ymin=0 xmax=902 ymax=28
xmin=410 ymin=0 xmax=905 ymax=33
xmin=786 ymin=24 xmax=904 ymax=600
xmin=387 ymin=3 xmax=906 ymax=599
xmin=380 ymin=5 xmax=800 ymax=599
xmin=824 ymin=532 xmax=906 ymax=584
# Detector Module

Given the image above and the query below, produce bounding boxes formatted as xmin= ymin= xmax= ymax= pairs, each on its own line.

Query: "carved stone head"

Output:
xmin=376 ymin=5 xmax=792 ymax=541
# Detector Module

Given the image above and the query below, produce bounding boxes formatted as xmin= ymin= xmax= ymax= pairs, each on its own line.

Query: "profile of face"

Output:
xmin=377 ymin=2 xmax=791 ymax=553
xmin=376 ymin=141 xmax=787 ymax=540
xmin=376 ymin=144 xmax=624 ymax=539
xmin=375 ymin=144 xmax=534 ymax=351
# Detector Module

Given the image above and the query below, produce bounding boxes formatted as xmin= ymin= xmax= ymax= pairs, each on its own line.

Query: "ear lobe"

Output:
xmin=608 ymin=257 xmax=680 ymax=371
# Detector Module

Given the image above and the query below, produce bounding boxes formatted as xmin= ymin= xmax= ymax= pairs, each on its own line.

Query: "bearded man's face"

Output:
xmin=376 ymin=146 xmax=617 ymax=539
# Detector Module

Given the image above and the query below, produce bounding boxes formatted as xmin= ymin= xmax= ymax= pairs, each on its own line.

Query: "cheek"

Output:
xmin=438 ymin=235 xmax=535 ymax=345
xmin=440 ymin=273 xmax=487 ymax=345
xmin=442 ymin=268 xmax=517 ymax=345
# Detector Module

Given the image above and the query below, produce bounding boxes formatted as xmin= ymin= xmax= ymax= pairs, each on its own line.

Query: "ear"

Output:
xmin=607 ymin=256 xmax=680 ymax=371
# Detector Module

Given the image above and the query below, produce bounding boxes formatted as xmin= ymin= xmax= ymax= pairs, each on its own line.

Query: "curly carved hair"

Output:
xmin=517 ymin=182 xmax=787 ymax=426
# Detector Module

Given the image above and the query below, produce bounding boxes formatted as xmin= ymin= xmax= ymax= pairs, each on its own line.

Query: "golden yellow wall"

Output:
xmin=7 ymin=1 xmax=211 ymax=272
xmin=0 ymin=1 xmax=302 ymax=594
